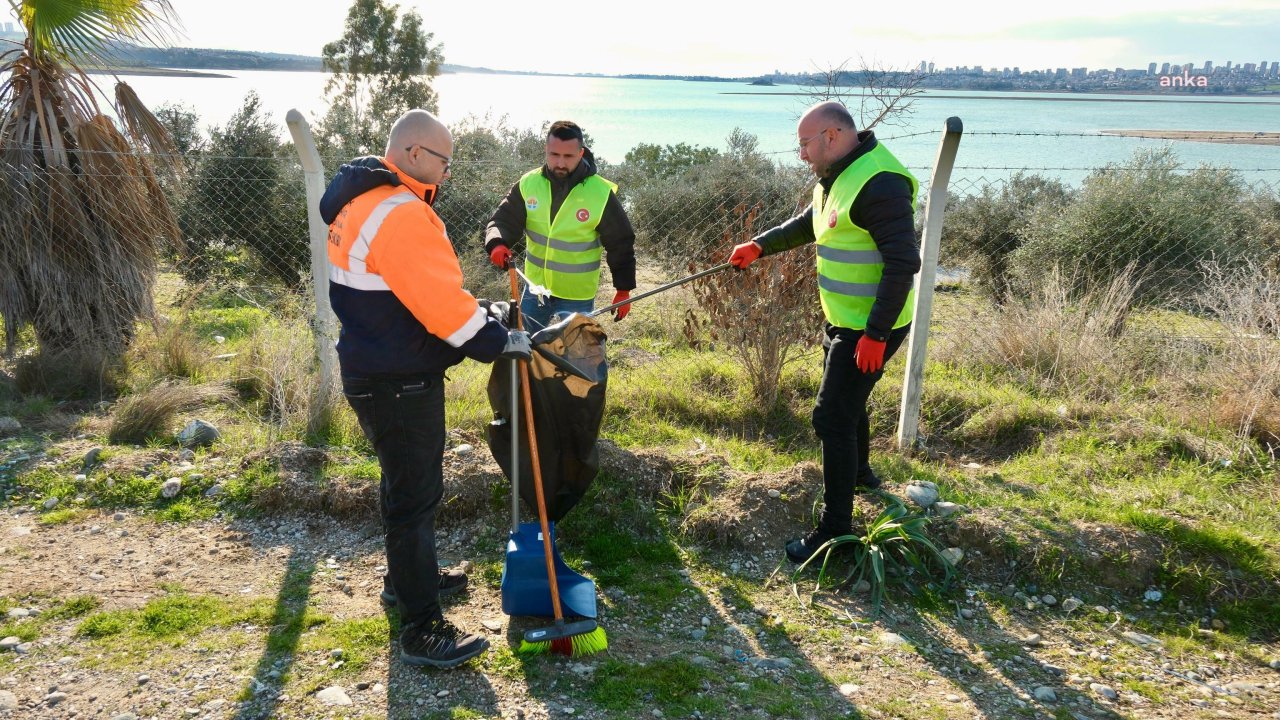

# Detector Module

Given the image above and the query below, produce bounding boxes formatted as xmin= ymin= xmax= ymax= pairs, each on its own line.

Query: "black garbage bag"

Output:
xmin=486 ymin=313 xmax=608 ymax=522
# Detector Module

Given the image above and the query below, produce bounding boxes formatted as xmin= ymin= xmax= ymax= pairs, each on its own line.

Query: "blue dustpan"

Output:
xmin=500 ymin=521 xmax=598 ymax=619
xmin=493 ymin=349 xmax=598 ymax=620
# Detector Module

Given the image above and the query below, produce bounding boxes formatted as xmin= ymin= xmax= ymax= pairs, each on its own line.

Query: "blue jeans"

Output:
xmin=342 ymin=374 xmax=445 ymax=629
xmin=519 ymin=294 xmax=595 ymax=331
xmin=811 ymin=324 xmax=911 ymax=534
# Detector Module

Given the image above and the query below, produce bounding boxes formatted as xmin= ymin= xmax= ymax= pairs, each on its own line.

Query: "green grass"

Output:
xmin=588 ymin=657 xmax=719 ymax=715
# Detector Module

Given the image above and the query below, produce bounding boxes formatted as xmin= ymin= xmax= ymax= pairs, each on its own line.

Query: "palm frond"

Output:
xmin=16 ymin=0 xmax=180 ymax=65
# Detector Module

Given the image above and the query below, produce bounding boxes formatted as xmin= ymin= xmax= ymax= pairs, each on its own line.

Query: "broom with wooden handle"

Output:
xmin=506 ymin=265 xmax=608 ymax=657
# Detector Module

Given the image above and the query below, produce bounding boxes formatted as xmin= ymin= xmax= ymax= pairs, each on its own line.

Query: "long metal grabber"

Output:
xmin=588 ymin=262 xmax=735 ymax=318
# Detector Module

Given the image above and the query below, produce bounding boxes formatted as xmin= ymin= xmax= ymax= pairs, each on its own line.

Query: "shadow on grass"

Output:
xmin=489 ymin=467 xmax=870 ymax=719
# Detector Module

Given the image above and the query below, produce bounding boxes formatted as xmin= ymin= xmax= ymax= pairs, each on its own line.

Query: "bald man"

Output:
xmin=321 ymin=110 xmax=531 ymax=668
xmin=728 ymin=102 xmax=921 ymax=564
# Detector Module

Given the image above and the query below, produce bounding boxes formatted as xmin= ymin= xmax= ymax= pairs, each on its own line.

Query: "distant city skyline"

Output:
xmin=4 ymin=0 xmax=1279 ymax=79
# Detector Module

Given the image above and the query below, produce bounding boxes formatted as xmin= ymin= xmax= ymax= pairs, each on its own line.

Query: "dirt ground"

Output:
xmin=2 ymin=443 xmax=1279 ymax=720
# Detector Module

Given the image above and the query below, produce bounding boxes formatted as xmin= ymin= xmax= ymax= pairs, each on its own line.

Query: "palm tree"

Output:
xmin=0 ymin=0 xmax=182 ymax=389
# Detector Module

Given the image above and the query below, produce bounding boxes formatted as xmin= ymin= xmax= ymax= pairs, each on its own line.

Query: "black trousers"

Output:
xmin=811 ymin=323 xmax=911 ymax=534
xmin=342 ymin=374 xmax=445 ymax=630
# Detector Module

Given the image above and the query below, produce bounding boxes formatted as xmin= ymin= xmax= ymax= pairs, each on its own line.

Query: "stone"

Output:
xmin=45 ymin=691 xmax=68 ymax=706
xmin=1034 ymin=686 xmax=1057 ymax=702
xmin=1090 ymin=683 xmax=1118 ymax=700
xmin=204 ymin=484 xmax=224 ymax=497
xmin=0 ymin=637 xmax=20 ymax=651
xmin=905 ymin=482 xmax=939 ymax=508
xmin=453 ymin=444 xmax=474 ymax=456
xmin=960 ymin=608 xmax=975 ymax=620
xmin=1022 ymin=633 xmax=1042 ymax=646
xmin=945 ymin=694 xmax=961 ymax=702
xmin=137 ymin=674 xmax=150 ymax=685
xmin=481 ymin=618 xmax=504 ymax=633
xmin=161 ymin=478 xmax=182 ymax=498
xmin=1144 ymin=589 xmax=1163 ymax=602
xmin=316 ymin=687 xmax=352 ymax=706
xmin=838 ymin=683 xmax=859 ymax=696
xmin=1270 ymin=658 xmax=1280 ymax=670
xmin=941 ymin=547 xmax=964 ymax=566
xmin=852 ymin=579 xmax=871 ymax=594
xmin=691 ymin=629 xmax=706 ymax=641
xmin=767 ymin=489 xmax=781 ymax=499
xmin=1121 ymin=631 xmax=1162 ymax=649
xmin=0 ymin=417 xmax=20 ymax=436
xmin=6 ymin=608 xmax=28 ymax=619
xmin=933 ymin=501 xmax=964 ymax=517
xmin=113 ymin=512 xmax=126 ymax=522
xmin=13 ymin=643 xmax=30 ymax=654
xmin=43 ymin=497 xmax=59 ymax=510
xmin=177 ymin=419 xmax=220 ymax=448
xmin=1061 ymin=597 xmax=1083 ymax=613
xmin=1042 ymin=595 xmax=1058 ymax=606
xmin=1211 ymin=618 xmax=1225 ymax=630
xmin=178 ymin=449 xmax=196 ymax=463
xmin=329 ymin=648 xmax=344 ymax=660
xmin=878 ymin=631 xmax=908 ymax=646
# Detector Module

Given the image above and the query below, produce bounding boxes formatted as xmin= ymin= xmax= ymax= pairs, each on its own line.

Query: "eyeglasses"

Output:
xmin=405 ymin=144 xmax=451 ymax=173
xmin=797 ymin=127 xmax=840 ymax=153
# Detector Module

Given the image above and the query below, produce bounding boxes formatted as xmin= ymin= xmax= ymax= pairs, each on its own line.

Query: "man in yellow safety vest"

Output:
xmin=484 ymin=120 xmax=636 ymax=328
xmin=728 ymin=101 xmax=921 ymax=564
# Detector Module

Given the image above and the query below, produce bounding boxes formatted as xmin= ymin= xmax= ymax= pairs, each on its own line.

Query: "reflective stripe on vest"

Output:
xmin=518 ymin=170 xmax=616 ymax=301
xmin=329 ymin=190 xmax=418 ymax=288
xmin=812 ymin=143 xmax=918 ymax=330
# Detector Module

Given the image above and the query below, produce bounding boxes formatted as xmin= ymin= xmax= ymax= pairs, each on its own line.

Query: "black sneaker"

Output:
xmin=399 ymin=618 xmax=489 ymax=669
xmin=381 ymin=567 xmax=468 ymax=606
xmin=855 ymin=466 xmax=882 ymax=491
xmin=785 ymin=527 xmax=845 ymax=564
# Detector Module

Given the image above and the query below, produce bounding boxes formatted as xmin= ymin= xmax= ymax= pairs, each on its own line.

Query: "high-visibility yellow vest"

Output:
xmin=811 ymin=143 xmax=918 ymax=330
xmin=519 ymin=170 xmax=617 ymax=301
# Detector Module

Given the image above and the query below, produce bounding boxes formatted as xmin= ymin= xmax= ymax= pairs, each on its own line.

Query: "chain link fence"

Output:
xmin=3 ymin=132 xmax=1278 ymax=455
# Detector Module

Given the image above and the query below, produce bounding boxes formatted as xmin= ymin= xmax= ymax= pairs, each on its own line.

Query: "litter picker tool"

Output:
xmin=589 ymin=261 xmax=733 ymax=319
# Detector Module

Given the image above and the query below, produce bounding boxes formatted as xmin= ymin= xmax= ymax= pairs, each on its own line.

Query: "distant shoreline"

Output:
xmin=720 ymin=90 xmax=1280 ymax=105
xmin=1099 ymin=130 xmax=1280 ymax=146
xmin=85 ymin=67 xmax=232 ymax=79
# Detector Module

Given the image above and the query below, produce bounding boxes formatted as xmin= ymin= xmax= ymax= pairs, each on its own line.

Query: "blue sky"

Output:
xmin=6 ymin=0 xmax=1280 ymax=76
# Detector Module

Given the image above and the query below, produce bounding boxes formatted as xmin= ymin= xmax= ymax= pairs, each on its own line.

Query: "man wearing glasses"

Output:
xmin=321 ymin=110 xmax=532 ymax=669
xmin=484 ymin=120 xmax=637 ymax=329
xmin=728 ymin=101 xmax=921 ymax=564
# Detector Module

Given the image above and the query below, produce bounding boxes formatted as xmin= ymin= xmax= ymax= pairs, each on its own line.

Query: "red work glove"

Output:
xmin=854 ymin=335 xmax=887 ymax=374
xmin=489 ymin=245 xmax=513 ymax=269
xmin=611 ymin=290 xmax=632 ymax=321
xmin=729 ymin=241 xmax=762 ymax=269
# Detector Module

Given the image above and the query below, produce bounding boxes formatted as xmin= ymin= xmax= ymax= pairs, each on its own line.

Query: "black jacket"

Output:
xmin=752 ymin=131 xmax=920 ymax=340
xmin=484 ymin=148 xmax=637 ymax=292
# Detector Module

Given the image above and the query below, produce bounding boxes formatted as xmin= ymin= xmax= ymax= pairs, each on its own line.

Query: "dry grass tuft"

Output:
xmin=108 ymin=381 xmax=235 ymax=445
xmin=1194 ymin=262 xmax=1280 ymax=456
xmin=13 ymin=347 xmax=125 ymax=399
xmin=236 ymin=319 xmax=315 ymax=427
xmin=947 ymin=264 xmax=1142 ymax=398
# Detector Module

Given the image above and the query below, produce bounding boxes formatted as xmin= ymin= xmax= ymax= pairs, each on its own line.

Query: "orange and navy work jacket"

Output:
xmin=322 ymin=157 xmax=506 ymax=376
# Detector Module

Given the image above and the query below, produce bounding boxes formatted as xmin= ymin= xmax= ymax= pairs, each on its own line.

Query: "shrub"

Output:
xmin=940 ymin=172 xmax=1072 ymax=299
xmin=625 ymin=128 xmax=810 ymax=275
xmin=686 ymin=203 xmax=823 ymax=409
xmin=179 ymin=92 xmax=309 ymax=287
xmin=1009 ymin=148 xmax=1272 ymax=306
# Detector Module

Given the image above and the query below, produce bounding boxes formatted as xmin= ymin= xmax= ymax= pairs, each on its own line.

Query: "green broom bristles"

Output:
xmin=517 ymin=625 xmax=608 ymax=657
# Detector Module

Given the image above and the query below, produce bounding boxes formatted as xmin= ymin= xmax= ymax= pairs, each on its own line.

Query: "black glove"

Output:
xmin=500 ymin=330 xmax=532 ymax=361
